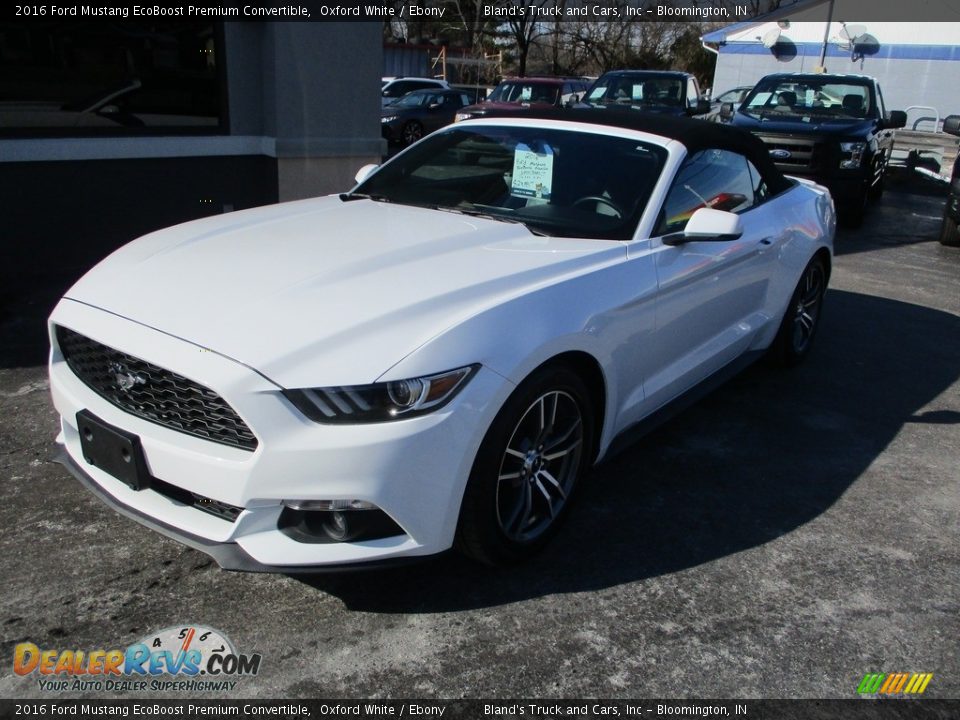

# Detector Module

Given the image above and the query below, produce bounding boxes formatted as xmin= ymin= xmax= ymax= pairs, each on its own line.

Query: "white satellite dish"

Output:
xmin=840 ymin=24 xmax=868 ymax=42
xmin=761 ymin=28 xmax=782 ymax=48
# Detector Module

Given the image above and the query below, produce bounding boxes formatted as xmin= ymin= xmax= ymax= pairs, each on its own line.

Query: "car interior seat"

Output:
xmin=842 ymin=94 xmax=866 ymax=117
xmin=776 ymin=91 xmax=797 ymax=111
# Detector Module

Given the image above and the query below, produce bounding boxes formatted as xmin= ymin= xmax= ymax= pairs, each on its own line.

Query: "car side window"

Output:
xmin=658 ymin=149 xmax=757 ymax=235
xmin=686 ymin=78 xmax=699 ymax=109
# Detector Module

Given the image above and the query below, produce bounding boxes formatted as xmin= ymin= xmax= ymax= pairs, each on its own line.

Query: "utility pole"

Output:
xmin=817 ymin=0 xmax=835 ymax=72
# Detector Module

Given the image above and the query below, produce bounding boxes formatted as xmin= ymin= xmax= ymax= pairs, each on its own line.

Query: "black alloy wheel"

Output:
xmin=769 ymin=255 xmax=828 ymax=366
xmin=402 ymin=121 xmax=423 ymax=146
xmin=456 ymin=365 xmax=594 ymax=566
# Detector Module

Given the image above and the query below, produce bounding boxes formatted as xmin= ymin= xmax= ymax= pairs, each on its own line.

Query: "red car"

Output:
xmin=455 ymin=77 xmax=589 ymax=122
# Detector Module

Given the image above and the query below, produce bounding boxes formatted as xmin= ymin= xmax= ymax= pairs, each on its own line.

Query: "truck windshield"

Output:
xmin=585 ymin=75 xmax=684 ymax=108
xmin=742 ymin=79 xmax=873 ymax=120
xmin=487 ymin=82 xmax=560 ymax=105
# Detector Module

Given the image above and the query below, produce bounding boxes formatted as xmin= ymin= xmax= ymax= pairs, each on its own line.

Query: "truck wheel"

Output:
xmin=940 ymin=213 xmax=960 ymax=247
xmin=840 ymin=188 xmax=869 ymax=228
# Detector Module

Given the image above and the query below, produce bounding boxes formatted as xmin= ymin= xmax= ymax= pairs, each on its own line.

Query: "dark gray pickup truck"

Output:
xmin=722 ymin=73 xmax=906 ymax=225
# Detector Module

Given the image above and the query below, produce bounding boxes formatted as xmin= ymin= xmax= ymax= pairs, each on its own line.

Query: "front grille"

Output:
xmin=56 ymin=326 xmax=258 ymax=451
xmin=759 ymin=135 xmax=819 ymax=169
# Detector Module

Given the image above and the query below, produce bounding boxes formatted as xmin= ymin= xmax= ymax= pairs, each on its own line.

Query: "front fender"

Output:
xmin=381 ymin=253 xmax=657 ymax=459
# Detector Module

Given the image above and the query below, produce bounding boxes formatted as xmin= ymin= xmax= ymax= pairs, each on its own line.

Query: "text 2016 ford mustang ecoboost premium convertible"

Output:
xmin=49 ymin=111 xmax=835 ymax=571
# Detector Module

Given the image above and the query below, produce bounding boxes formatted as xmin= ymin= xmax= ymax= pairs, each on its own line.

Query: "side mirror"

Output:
xmin=719 ymin=102 xmax=735 ymax=121
xmin=663 ymin=208 xmax=743 ymax=246
xmin=354 ymin=163 xmax=378 ymax=185
xmin=884 ymin=110 xmax=907 ymax=129
xmin=692 ymin=99 xmax=711 ymax=115
xmin=942 ymin=114 xmax=960 ymax=137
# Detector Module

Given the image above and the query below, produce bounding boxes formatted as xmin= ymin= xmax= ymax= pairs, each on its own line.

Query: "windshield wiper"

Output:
xmin=339 ymin=192 xmax=391 ymax=203
xmin=431 ymin=205 xmax=549 ymax=236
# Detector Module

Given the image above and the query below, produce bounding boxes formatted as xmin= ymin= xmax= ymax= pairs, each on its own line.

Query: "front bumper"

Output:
xmin=49 ymin=298 xmax=506 ymax=570
xmin=53 ymin=448 xmax=436 ymax=573
xmin=381 ymin=121 xmax=403 ymax=143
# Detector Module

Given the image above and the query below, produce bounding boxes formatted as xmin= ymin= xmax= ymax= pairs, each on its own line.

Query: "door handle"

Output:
xmin=759 ymin=237 xmax=774 ymax=246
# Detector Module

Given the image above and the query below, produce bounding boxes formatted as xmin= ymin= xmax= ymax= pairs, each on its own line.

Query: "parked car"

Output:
xmin=939 ymin=114 xmax=960 ymax=246
xmin=579 ymin=70 xmax=711 ymax=116
xmin=707 ymin=85 xmax=754 ymax=122
xmin=49 ymin=110 xmax=834 ymax=571
xmin=382 ymin=88 xmax=472 ymax=145
xmin=450 ymin=84 xmax=491 ymax=106
xmin=454 ymin=77 xmax=590 ymax=122
xmin=722 ymin=73 xmax=906 ymax=225
xmin=381 ymin=77 xmax=449 ymax=107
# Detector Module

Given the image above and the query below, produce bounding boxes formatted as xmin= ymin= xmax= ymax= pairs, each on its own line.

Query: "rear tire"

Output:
xmin=455 ymin=365 xmax=595 ymax=566
xmin=939 ymin=213 xmax=960 ymax=247
xmin=768 ymin=256 xmax=827 ymax=367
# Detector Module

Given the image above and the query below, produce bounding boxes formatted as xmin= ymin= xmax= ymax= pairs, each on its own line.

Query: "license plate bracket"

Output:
xmin=76 ymin=410 xmax=151 ymax=491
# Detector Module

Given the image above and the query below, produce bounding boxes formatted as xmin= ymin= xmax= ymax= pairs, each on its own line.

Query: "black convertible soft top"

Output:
xmin=476 ymin=107 xmax=793 ymax=196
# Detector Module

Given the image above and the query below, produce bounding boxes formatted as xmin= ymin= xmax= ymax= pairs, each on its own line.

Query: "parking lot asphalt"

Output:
xmin=1 ymin=180 xmax=958 ymax=700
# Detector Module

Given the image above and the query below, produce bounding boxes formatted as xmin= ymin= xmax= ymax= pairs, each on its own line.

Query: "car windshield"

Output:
xmin=353 ymin=125 xmax=667 ymax=240
xmin=586 ymin=75 xmax=683 ymax=107
xmin=487 ymin=82 xmax=560 ymax=105
xmin=390 ymin=92 xmax=437 ymax=108
xmin=742 ymin=79 xmax=873 ymax=119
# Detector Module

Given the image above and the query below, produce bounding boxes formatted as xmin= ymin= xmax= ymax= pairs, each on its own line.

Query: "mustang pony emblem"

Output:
xmin=109 ymin=362 xmax=146 ymax=392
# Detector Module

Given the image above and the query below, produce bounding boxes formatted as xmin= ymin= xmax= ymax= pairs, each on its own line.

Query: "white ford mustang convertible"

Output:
xmin=49 ymin=111 xmax=835 ymax=571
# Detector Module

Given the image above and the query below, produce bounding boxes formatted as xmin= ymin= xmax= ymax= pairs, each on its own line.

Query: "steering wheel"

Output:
xmin=572 ymin=195 xmax=624 ymax=219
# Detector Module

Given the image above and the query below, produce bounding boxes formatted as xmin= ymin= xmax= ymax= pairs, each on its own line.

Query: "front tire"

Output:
xmin=402 ymin=121 xmax=423 ymax=146
xmin=840 ymin=188 xmax=868 ymax=228
xmin=768 ymin=256 xmax=827 ymax=367
xmin=939 ymin=212 xmax=960 ymax=247
xmin=456 ymin=365 xmax=595 ymax=566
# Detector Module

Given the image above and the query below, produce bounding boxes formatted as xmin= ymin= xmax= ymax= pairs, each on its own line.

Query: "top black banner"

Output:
xmin=5 ymin=0 xmax=960 ymax=23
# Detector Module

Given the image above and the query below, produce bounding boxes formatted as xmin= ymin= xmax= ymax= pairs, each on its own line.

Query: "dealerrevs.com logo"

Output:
xmin=14 ymin=625 xmax=262 ymax=693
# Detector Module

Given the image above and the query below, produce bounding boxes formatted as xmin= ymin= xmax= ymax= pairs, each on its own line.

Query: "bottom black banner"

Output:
xmin=1 ymin=699 xmax=958 ymax=720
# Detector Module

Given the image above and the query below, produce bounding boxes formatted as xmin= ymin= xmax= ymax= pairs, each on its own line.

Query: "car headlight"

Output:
xmin=454 ymin=112 xmax=473 ymax=122
xmin=381 ymin=115 xmax=398 ymax=124
xmin=840 ymin=141 xmax=866 ymax=168
xmin=283 ymin=365 xmax=478 ymax=424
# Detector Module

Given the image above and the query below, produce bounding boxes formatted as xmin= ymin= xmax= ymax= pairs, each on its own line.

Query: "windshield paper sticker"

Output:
xmin=511 ymin=143 xmax=554 ymax=200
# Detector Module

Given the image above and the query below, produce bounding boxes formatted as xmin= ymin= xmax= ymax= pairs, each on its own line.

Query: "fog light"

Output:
xmin=284 ymin=499 xmax=377 ymax=511
xmin=325 ymin=511 xmax=349 ymax=541
xmin=277 ymin=502 xmax=404 ymax=544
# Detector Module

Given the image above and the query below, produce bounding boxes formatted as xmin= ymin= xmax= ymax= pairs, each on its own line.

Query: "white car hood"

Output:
xmin=66 ymin=196 xmax=624 ymax=387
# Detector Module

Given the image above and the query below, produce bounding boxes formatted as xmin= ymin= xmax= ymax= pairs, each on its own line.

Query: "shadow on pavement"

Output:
xmin=298 ymin=288 xmax=960 ymax=612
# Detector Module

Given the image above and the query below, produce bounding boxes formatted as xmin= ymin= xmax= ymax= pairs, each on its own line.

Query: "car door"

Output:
xmin=644 ymin=148 xmax=780 ymax=408
xmin=422 ymin=93 xmax=450 ymax=133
